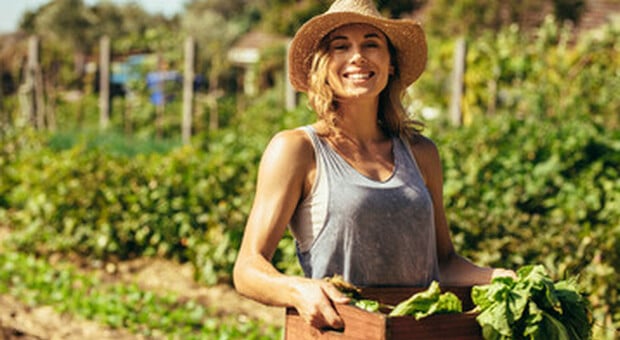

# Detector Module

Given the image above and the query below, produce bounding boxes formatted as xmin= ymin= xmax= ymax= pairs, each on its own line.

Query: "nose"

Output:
xmin=350 ymin=49 xmax=367 ymax=65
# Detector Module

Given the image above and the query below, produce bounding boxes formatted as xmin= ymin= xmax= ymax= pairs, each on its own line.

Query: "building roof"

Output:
xmin=228 ymin=31 xmax=289 ymax=65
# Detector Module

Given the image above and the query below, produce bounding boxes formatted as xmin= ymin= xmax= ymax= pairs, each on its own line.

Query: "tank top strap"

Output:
xmin=299 ymin=125 xmax=357 ymax=179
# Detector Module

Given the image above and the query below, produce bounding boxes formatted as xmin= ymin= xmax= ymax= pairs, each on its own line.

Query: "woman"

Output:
xmin=233 ymin=0 xmax=514 ymax=330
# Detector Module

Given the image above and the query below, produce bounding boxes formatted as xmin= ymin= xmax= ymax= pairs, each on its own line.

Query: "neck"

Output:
xmin=332 ymin=96 xmax=385 ymax=142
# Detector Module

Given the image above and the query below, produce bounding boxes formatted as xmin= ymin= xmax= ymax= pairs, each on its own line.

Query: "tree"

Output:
xmin=182 ymin=0 xmax=250 ymax=129
xmin=376 ymin=0 xmax=426 ymax=18
xmin=553 ymin=0 xmax=586 ymax=24
xmin=255 ymin=0 xmax=330 ymax=36
xmin=26 ymin=0 xmax=95 ymax=79
xmin=423 ymin=0 xmax=588 ymax=38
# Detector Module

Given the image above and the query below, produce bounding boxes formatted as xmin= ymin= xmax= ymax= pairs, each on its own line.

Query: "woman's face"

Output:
xmin=325 ymin=23 xmax=393 ymax=101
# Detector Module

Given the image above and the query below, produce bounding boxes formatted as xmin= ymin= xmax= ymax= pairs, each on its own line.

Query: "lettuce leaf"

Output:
xmin=389 ymin=281 xmax=462 ymax=319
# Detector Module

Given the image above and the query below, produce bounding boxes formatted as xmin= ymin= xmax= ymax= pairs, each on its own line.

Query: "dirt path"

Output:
xmin=0 ymin=225 xmax=284 ymax=339
xmin=96 ymin=256 xmax=284 ymax=326
xmin=0 ymin=295 xmax=140 ymax=340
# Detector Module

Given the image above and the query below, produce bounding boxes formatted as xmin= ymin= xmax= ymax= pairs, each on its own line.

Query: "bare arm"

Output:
xmin=410 ymin=136 xmax=514 ymax=285
xmin=233 ymin=129 xmax=349 ymax=329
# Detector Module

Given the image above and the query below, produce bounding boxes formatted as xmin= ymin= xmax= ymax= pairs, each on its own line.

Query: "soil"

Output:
xmin=0 ymin=226 xmax=284 ymax=340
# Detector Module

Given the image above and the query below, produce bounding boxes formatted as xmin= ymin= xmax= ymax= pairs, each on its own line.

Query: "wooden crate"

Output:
xmin=284 ymin=286 xmax=482 ymax=340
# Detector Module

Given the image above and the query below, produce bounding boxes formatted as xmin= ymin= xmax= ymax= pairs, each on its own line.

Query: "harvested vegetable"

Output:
xmin=471 ymin=265 xmax=592 ymax=340
xmin=388 ymin=281 xmax=463 ymax=319
xmin=325 ymin=275 xmax=385 ymax=312
xmin=325 ymin=274 xmax=362 ymax=299
xmin=354 ymin=299 xmax=381 ymax=312
xmin=325 ymin=275 xmax=463 ymax=318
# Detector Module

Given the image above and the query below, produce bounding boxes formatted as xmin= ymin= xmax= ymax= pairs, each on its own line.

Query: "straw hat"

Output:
xmin=288 ymin=0 xmax=427 ymax=93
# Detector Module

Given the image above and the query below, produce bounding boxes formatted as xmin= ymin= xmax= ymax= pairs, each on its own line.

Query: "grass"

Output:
xmin=47 ymin=128 xmax=181 ymax=157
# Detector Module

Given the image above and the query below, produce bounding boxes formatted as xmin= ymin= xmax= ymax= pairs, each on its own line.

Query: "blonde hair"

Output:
xmin=307 ymin=35 xmax=424 ymax=140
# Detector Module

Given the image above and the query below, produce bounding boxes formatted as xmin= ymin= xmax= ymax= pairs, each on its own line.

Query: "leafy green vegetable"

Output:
xmin=389 ymin=281 xmax=463 ymax=319
xmin=354 ymin=299 xmax=381 ymax=313
xmin=472 ymin=265 xmax=592 ymax=339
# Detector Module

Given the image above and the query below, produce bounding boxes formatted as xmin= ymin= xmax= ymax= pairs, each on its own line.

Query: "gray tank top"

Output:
xmin=292 ymin=126 xmax=439 ymax=287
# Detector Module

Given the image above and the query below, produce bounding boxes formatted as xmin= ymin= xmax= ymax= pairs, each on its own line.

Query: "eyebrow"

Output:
xmin=330 ymin=36 xmax=347 ymax=42
xmin=364 ymin=33 xmax=381 ymax=39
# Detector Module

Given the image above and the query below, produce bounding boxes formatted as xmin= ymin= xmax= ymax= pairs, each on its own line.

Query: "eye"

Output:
xmin=331 ymin=44 xmax=348 ymax=51
xmin=364 ymin=40 xmax=380 ymax=48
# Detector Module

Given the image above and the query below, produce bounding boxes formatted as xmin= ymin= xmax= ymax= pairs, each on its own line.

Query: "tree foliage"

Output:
xmin=253 ymin=0 xmax=425 ymax=36
xmin=423 ymin=0 xmax=588 ymax=38
xmin=182 ymin=0 xmax=249 ymax=87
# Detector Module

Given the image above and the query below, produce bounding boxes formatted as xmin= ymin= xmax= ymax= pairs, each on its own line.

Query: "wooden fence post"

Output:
xmin=182 ymin=37 xmax=195 ymax=145
xmin=450 ymin=37 xmax=467 ymax=126
xmin=32 ymin=37 xmax=46 ymax=130
xmin=285 ymin=39 xmax=297 ymax=111
xmin=0 ymin=64 xmax=4 ymax=127
xmin=99 ymin=35 xmax=111 ymax=130
xmin=22 ymin=36 xmax=46 ymax=129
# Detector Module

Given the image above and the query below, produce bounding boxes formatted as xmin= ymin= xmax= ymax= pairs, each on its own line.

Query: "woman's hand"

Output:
xmin=291 ymin=277 xmax=351 ymax=330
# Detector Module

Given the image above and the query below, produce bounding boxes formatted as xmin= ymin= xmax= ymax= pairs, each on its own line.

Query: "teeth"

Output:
xmin=348 ymin=73 xmax=371 ymax=80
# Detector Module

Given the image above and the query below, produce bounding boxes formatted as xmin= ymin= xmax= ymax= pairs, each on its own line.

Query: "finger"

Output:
xmin=320 ymin=288 xmax=346 ymax=329
xmin=323 ymin=283 xmax=350 ymax=304
xmin=304 ymin=302 xmax=343 ymax=330
xmin=319 ymin=302 xmax=344 ymax=330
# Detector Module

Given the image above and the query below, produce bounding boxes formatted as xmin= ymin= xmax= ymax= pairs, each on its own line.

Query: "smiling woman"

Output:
xmin=232 ymin=0 xmax=515 ymax=332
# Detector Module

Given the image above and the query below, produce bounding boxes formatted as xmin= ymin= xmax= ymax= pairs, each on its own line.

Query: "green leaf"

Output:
xmin=389 ymin=281 xmax=462 ymax=319
xmin=354 ymin=299 xmax=381 ymax=312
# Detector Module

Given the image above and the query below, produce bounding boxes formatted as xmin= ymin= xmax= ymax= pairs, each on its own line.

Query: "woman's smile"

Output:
xmin=344 ymin=70 xmax=374 ymax=81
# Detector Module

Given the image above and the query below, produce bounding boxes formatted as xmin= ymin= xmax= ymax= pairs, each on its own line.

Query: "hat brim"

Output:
xmin=288 ymin=12 xmax=427 ymax=92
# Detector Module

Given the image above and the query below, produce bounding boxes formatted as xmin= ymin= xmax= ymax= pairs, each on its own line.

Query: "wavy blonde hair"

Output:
xmin=307 ymin=34 xmax=424 ymax=140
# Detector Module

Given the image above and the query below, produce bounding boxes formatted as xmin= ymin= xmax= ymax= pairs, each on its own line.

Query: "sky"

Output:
xmin=0 ymin=0 xmax=187 ymax=34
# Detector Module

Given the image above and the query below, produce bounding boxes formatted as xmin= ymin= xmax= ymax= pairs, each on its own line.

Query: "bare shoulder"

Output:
xmin=266 ymin=128 xmax=313 ymax=157
xmin=270 ymin=128 xmax=312 ymax=148
xmin=408 ymin=134 xmax=440 ymax=163
xmin=261 ymin=128 xmax=315 ymax=171
xmin=406 ymin=134 xmax=443 ymax=187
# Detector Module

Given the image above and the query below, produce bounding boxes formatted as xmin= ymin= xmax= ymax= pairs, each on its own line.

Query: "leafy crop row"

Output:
xmin=1 ymin=130 xmax=259 ymax=285
xmin=1 ymin=89 xmax=312 ymax=283
xmin=0 ymin=251 xmax=281 ymax=339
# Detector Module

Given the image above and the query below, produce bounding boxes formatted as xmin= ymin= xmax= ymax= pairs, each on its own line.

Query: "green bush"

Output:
xmin=0 ymin=88 xmax=311 ymax=285
xmin=2 ymin=133 xmax=257 ymax=284
xmin=437 ymin=112 xmax=619 ymax=335
xmin=408 ymin=16 xmax=620 ymax=129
